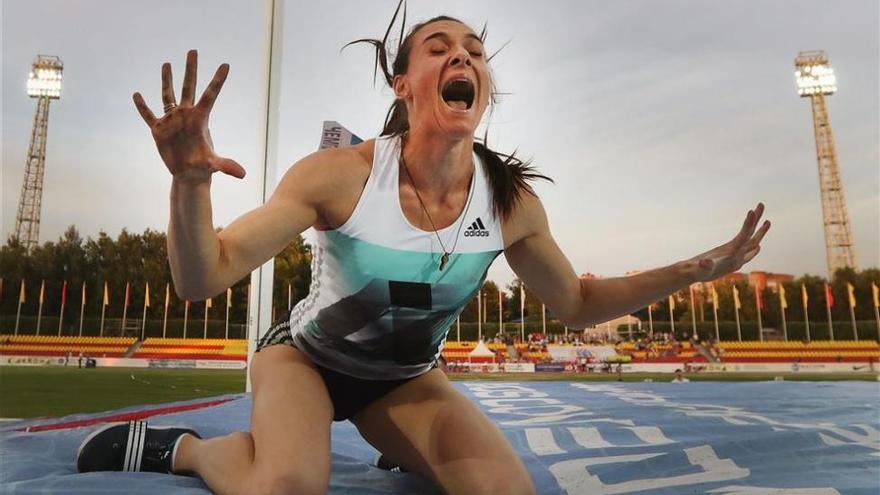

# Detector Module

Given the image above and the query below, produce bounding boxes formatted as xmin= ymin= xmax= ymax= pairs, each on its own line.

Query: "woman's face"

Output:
xmin=395 ymin=20 xmax=491 ymax=140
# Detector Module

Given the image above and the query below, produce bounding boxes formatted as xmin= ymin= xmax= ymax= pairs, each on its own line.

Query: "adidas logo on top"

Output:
xmin=464 ymin=217 xmax=490 ymax=237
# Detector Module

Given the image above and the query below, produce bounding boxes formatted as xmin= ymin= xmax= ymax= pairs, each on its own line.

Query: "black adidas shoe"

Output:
xmin=375 ymin=453 xmax=408 ymax=473
xmin=76 ymin=420 xmax=201 ymax=474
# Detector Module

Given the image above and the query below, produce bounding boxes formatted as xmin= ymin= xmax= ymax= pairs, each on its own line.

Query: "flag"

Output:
xmin=81 ymin=281 xmax=87 ymax=306
xmin=801 ymin=283 xmax=809 ymax=308
xmin=227 ymin=287 xmax=232 ymax=308
xmin=872 ymin=282 xmax=879 ymax=309
xmin=206 ymin=297 xmax=212 ymax=309
xmin=103 ymin=281 xmax=110 ymax=306
xmin=39 ymin=280 xmax=45 ymax=304
xmin=61 ymin=280 xmax=68 ymax=307
xmin=124 ymin=282 xmax=131 ymax=308
xmin=668 ymin=295 xmax=675 ymax=310
xmin=164 ymin=283 xmax=170 ymax=309
xmin=733 ymin=286 xmax=741 ymax=310
xmin=779 ymin=283 xmax=788 ymax=309
xmin=824 ymin=283 xmax=834 ymax=309
xmin=19 ymin=280 xmax=26 ymax=304
xmin=711 ymin=285 xmax=719 ymax=309
xmin=846 ymin=282 xmax=856 ymax=308
xmin=144 ymin=282 xmax=151 ymax=307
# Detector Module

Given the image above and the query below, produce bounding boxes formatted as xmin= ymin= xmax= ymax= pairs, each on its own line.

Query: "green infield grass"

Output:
xmin=0 ymin=366 xmax=246 ymax=419
xmin=0 ymin=366 xmax=876 ymax=419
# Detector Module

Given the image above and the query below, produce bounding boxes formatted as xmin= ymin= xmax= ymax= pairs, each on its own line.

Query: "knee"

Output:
xmin=253 ymin=471 xmax=328 ymax=495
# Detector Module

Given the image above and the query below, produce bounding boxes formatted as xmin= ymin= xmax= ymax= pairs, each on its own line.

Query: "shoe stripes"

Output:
xmin=123 ymin=421 xmax=146 ymax=472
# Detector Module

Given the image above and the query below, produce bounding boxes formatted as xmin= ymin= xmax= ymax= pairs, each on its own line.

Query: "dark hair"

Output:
xmin=344 ymin=1 xmax=552 ymax=220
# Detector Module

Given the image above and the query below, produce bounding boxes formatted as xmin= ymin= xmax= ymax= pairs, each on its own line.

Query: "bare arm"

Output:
xmin=167 ymin=155 xmax=326 ymax=300
xmin=133 ymin=50 xmax=345 ymax=300
xmin=504 ymin=195 xmax=770 ymax=328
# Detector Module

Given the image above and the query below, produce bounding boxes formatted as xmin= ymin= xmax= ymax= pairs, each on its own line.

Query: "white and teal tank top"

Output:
xmin=290 ymin=135 xmax=503 ymax=379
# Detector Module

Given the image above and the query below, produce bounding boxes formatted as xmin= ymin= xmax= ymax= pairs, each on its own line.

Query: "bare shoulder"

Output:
xmin=272 ymin=139 xmax=375 ymax=229
xmin=501 ymin=191 xmax=550 ymax=249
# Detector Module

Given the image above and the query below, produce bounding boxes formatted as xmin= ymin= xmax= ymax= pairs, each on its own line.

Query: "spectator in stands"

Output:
xmin=671 ymin=369 xmax=690 ymax=383
xmin=77 ymin=9 xmax=770 ymax=495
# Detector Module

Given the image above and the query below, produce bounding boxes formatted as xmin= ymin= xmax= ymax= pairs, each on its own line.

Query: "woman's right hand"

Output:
xmin=133 ymin=49 xmax=245 ymax=181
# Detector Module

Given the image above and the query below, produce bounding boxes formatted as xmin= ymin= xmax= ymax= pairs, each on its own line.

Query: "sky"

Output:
xmin=2 ymin=0 xmax=878 ymax=292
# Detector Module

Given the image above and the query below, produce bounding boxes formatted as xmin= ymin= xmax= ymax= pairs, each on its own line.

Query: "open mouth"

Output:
xmin=441 ymin=79 xmax=475 ymax=111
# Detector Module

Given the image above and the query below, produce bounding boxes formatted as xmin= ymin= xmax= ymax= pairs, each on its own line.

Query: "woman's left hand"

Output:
xmin=678 ymin=203 xmax=771 ymax=283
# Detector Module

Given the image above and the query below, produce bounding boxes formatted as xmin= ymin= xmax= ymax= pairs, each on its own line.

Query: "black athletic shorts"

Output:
xmin=255 ymin=313 xmax=429 ymax=421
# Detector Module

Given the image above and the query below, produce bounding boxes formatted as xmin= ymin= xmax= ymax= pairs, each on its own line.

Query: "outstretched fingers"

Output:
xmin=744 ymin=219 xmax=771 ymax=251
xmin=732 ymin=202 xmax=765 ymax=248
xmin=180 ymin=49 xmax=198 ymax=106
xmin=196 ymin=63 xmax=230 ymax=114
xmin=161 ymin=62 xmax=177 ymax=109
xmin=132 ymin=92 xmax=157 ymax=126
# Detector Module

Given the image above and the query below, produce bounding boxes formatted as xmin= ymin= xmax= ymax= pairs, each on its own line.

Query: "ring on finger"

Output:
xmin=163 ymin=102 xmax=177 ymax=113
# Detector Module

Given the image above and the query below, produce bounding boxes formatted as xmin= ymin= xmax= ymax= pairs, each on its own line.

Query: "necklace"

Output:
xmin=399 ymin=143 xmax=475 ymax=272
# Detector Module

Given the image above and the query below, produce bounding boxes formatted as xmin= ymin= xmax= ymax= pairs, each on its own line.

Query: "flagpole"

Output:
xmin=689 ymin=285 xmax=697 ymax=338
xmin=847 ymin=283 xmax=858 ymax=340
xmin=648 ymin=303 xmax=654 ymax=340
xmin=477 ymin=291 xmax=482 ymax=341
xmin=779 ymin=285 xmax=788 ymax=342
xmin=542 ymin=303 xmax=546 ymax=335
xmin=520 ymin=284 xmax=525 ymax=342
xmin=711 ymin=285 xmax=719 ymax=341
xmin=825 ymin=283 xmax=834 ymax=341
xmin=78 ymin=281 xmax=86 ymax=337
xmin=100 ymin=282 xmax=108 ymax=337
xmin=872 ymin=282 xmax=880 ymax=338
xmin=163 ymin=283 xmax=170 ymax=338
xmin=141 ymin=282 xmax=149 ymax=341
xmin=204 ymin=298 xmax=211 ymax=339
xmin=733 ymin=286 xmax=741 ymax=342
xmin=226 ymin=288 xmax=232 ymax=340
xmin=668 ymin=295 xmax=675 ymax=336
xmin=456 ymin=315 xmax=460 ymax=342
xmin=15 ymin=280 xmax=25 ymax=335
xmin=755 ymin=286 xmax=763 ymax=342
xmin=37 ymin=280 xmax=45 ymax=335
xmin=802 ymin=284 xmax=810 ymax=342
xmin=184 ymin=300 xmax=190 ymax=338
xmin=121 ymin=282 xmax=130 ymax=337
xmin=498 ymin=290 xmax=503 ymax=335
xmin=245 ymin=284 xmax=251 ymax=340
xmin=58 ymin=280 xmax=67 ymax=336
xmin=287 ymin=283 xmax=292 ymax=311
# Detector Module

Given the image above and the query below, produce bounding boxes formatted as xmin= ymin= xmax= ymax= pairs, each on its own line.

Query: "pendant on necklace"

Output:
xmin=439 ymin=252 xmax=450 ymax=271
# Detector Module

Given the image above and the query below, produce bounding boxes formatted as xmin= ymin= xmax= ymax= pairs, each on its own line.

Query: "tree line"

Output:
xmin=1 ymin=225 xmax=877 ymax=340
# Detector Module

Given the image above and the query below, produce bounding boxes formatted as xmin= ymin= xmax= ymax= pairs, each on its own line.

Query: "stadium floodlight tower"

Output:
xmin=794 ymin=50 xmax=857 ymax=278
xmin=14 ymin=55 xmax=64 ymax=252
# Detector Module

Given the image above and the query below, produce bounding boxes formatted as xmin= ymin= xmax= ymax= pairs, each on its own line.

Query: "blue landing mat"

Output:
xmin=2 ymin=381 xmax=878 ymax=494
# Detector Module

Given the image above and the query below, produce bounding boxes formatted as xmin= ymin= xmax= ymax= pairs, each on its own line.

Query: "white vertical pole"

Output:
xmin=542 ymin=303 xmax=546 ymax=334
xmin=79 ymin=281 xmax=86 ymax=337
xmin=520 ymin=284 xmax=525 ymax=341
xmin=247 ymin=0 xmax=282 ymax=393
xmin=498 ymin=290 xmax=503 ymax=334
xmin=477 ymin=291 xmax=482 ymax=341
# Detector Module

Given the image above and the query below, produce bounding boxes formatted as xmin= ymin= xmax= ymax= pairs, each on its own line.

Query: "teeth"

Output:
xmin=447 ymin=100 xmax=468 ymax=110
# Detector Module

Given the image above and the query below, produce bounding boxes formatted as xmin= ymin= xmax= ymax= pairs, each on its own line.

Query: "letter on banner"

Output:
xmin=549 ymin=445 xmax=749 ymax=494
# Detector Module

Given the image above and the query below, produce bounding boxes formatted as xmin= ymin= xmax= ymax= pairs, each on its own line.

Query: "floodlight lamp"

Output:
xmin=794 ymin=51 xmax=837 ymax=97
xmin=26 ymin=55 xmax=64 ymax=99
